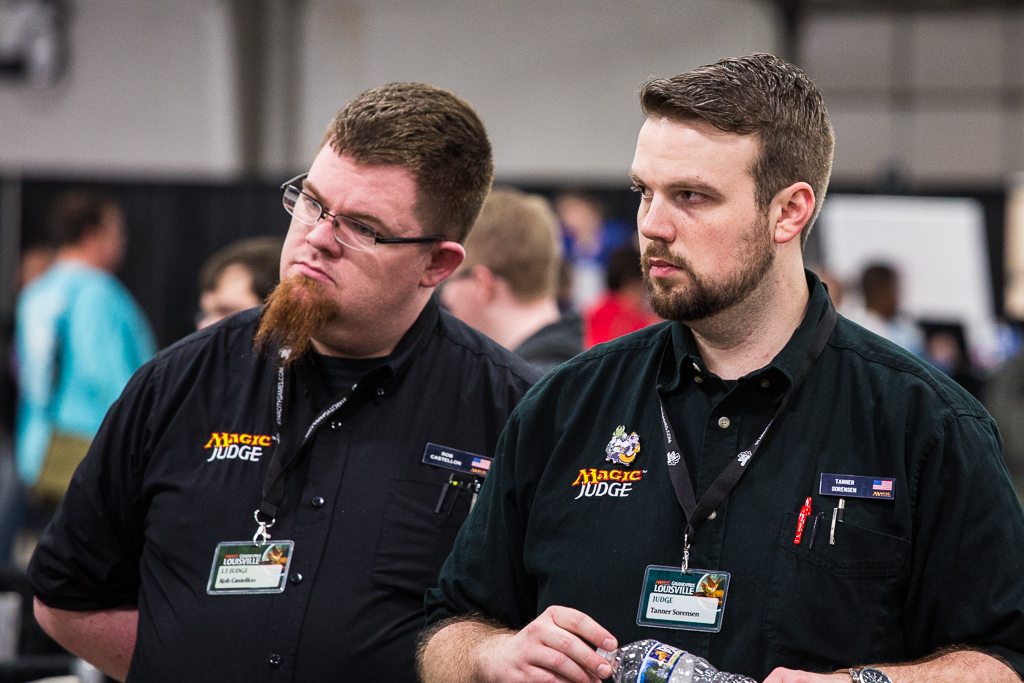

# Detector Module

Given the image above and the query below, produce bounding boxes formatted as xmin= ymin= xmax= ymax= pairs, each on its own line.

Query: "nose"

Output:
xmin=304 ymin=216 xmax=343 ymax=255
xmin=638 ymin=194 xmax=675 ymax=244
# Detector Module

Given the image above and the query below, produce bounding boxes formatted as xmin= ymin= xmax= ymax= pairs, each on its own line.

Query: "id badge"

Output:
xmin=206 ymin=541 xmax=295 ymax=595
xmin=636 ymin=565 xmax=730 ymax=632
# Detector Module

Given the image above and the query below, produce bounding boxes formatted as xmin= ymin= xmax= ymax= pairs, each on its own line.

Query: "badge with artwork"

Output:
xmin=206 ymin=541 xmax=295 ymax=595
xmin=636 ymin=565 xmax=731 ymax=632
xmin=605 ymin=425 xmax=640 ymax=467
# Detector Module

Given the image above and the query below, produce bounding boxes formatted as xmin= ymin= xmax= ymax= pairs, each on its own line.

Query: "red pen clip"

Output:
xmin=794 ymin=497 xmax=812 ymax=544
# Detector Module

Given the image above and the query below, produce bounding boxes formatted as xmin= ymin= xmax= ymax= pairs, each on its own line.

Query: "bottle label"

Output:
xmin=636 ymin=641 xmax=684 ymax=682
xmin=636 ymin=565 xmax=730 ymax=632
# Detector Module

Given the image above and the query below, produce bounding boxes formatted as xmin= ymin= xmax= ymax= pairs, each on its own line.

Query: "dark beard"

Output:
xmin=642 ymin=214 xmax=775 ymax=322
xmin=254 ymin=275 xmax=337 ymax=365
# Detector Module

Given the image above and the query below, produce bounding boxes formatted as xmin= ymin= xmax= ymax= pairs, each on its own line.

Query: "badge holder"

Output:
xmin=636 ymin=538 xmax=730 ymax=632
xmin=206 ymin=510 xmax=295 ymax=595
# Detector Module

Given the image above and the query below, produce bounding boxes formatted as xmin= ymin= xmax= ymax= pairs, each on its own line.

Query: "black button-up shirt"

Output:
xmin=427 ymin=272 xmax=1024 ymax=680
xmin=29 ymin=297 xmax=539 ymax=682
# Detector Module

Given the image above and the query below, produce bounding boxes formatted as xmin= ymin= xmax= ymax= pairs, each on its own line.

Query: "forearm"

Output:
xmin=417 ymin=617 xmax=515 ymax=683
xmin=34 ymin=598 xmax=138 ymax=682
xmin=882 ymin=649 xmax=1020 ymax=683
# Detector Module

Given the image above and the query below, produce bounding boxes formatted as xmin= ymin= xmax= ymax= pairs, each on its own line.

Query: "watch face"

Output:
xmin=860 ymin=669 xmax=892 ymax=683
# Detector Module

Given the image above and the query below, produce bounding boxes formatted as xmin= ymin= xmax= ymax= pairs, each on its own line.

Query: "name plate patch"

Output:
xmin=422 ymin=443 xmax=491 ymax=477
xmin=819 ymin=473 xmax=894 ymax=500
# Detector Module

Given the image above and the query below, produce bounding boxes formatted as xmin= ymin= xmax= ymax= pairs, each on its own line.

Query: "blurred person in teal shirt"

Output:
xmin=14 ymin=191 xmax=154 ymax=510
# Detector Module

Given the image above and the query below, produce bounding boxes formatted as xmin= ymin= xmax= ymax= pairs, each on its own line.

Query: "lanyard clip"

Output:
xmin=253 ymin=509 xmax=276 ymax=546
xmin=681 ymin=532 xmax=690 ymax=574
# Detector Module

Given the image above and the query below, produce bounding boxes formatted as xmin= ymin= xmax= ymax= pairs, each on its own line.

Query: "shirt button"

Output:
xmin=289 ymin=572 xmax=303 ymax=584
xmin=707 ymin=511 xmax=717 ymax=520
xmin=376 ymin=387 xmax=385 ymax=397
xmin=718 ymin=417 xmax=731 ymax=429
xmin=269 ymin=654 xmax=282 ymax=666
xmin=694 ymin=376 xmax=704 ymax=384
xmin=760 ymin=378 xmax=770 ymax=389
xmin=311 ymin=496 xmax=325 ymax=507
xmin=330 ymin=421 xmax=342 ymax=430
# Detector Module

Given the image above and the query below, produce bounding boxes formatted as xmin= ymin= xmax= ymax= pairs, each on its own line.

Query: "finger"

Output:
xmin=535 ymin=628 xmax=611 ymax=682
xmin=547 ymin=606 xmax=617 ymax=651
xmin=525 ymin=654 xmax=601 ymax=683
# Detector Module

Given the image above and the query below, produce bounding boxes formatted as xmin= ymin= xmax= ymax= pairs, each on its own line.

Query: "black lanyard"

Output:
xmin=252 ymin=357 xmax=370 ymax=544
xmin=657 ymin=299 xmax=837 ymax=570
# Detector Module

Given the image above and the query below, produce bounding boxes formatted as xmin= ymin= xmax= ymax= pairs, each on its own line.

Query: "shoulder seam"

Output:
xmin=826 ymin=337 xmax=986 ymax=418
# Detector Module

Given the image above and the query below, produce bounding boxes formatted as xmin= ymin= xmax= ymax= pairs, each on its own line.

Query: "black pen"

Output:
xmin=434 ymin=474 xmax=454 ymax=514
xmin=808 ymin=511 xmax=822 ymax=549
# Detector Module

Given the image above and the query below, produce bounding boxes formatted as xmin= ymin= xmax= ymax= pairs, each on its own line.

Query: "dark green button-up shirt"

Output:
xmin=427 ymin=272 xmax=1024 ymax=680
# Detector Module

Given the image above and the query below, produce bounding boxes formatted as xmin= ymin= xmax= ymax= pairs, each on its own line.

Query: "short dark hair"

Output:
xmin=320 ymin=82 xmax=494 ymax=244
xmin=199 ymin=236 xmax=285 ymax=301
xmin=606 ymin=245 xmax=643 ymax=292
xmin=47 ymin=190 xmax=120 ymax=247
xmin=639 ymin=53 xmax=834 ymax=247
xmin=861 ymin=263 xmax=898 ymax=298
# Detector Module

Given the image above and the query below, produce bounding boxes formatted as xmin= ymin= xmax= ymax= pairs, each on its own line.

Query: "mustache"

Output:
xmin=641 ymin=243 xmax=689 ymax=273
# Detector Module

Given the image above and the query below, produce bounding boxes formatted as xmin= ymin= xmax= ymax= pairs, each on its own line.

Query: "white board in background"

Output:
xmin=816 ymin=194 xmax=999 ymax=366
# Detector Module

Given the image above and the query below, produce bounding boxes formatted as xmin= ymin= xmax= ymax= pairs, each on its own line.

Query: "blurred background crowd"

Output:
xmin=2 ymin=0 xmax=1024 ymax=678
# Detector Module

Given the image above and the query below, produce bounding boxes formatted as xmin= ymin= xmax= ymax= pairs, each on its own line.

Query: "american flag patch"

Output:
xmin=873 ymin=479 xmax=893 ymax=491
xmin=472 ymin=457 xmax=491 ymax=472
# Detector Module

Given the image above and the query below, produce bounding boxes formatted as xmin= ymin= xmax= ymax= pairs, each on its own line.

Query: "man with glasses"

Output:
xmin=27 ymin=83 xmax=539 ymax=683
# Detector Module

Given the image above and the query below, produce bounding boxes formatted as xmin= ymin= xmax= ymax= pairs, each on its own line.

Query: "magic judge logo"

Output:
xmin=571 ymin=467 xmax=645 ymax=500
xmin=204 ymin=432 xmax=273 ymax=463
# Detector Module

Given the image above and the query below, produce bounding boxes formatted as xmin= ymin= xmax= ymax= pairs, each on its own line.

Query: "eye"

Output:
xmin=631 ymin=184 xmax=652 ymax=199
xmin=344 ymin=217 xmax=378 ymax=240
xmin=680 ymin=190 xmax=706 ymax=203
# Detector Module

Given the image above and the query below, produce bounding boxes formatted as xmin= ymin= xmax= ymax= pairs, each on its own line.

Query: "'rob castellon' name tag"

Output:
xmin=819 ymin=473 xmax=895 ymax=500
xmin=421 ymin=443 xmax=491 ymax=477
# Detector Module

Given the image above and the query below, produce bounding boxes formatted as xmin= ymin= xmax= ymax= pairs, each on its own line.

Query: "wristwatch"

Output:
xmin=849 ymin=668 xmax=892 ymax=683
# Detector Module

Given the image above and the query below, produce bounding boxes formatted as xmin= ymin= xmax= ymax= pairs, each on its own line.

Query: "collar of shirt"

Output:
xmin=660 ymin=269 xmax=831 ymax=397
xmin=286 ymin=295 xmax=443 ymax=408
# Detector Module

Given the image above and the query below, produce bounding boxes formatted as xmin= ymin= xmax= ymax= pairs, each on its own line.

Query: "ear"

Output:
xmin=421 ymin=241 xmax=466 ymax=288
xmin=771 ymin=182 xmax=815 ymax=245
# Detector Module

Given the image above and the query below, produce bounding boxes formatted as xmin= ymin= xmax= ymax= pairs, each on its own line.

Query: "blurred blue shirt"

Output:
xmin=14 ymin=261 xmax=155 ymax=485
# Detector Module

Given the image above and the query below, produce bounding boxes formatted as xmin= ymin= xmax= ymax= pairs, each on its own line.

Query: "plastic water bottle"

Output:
xmin=597 ymin=639 xmax=756 ymax=683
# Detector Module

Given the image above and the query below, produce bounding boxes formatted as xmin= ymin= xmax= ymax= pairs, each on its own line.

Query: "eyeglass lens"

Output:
xmin=282 ymin=186 xmax=376 ymax=251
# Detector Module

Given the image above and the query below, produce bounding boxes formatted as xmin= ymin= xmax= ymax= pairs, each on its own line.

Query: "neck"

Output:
xmin=687 ymin=263 xmax=809 ymax=380
xmin=485 ymin=297 xmax=561 ymax=351
xmin=312 ymin=291 xmax=431 ymax=359
xmin=57 ymin=245 xmax=110 ymax=271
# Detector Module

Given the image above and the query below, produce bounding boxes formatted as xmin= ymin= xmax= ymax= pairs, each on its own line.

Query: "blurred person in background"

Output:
xmin=0 ymin=243 xmax=58 ymax=567
xmin=583 ymin=244 xmax=659 ymax=349
xmin=14 ymin=191 xmax=155 ymax=516
xmin=843 ymin=262 xmax=924 ymax=356
xmin=27 ymin=83 xmax=538 ymax=683
xmin=986 ymin=347 xmax=1024 ymax=503
xmin=555 ymin=190 xmax=636 ymax=309
xmin=195 ymin=236 xmax=284 ymax=329
xmin=442 ymin=188 xmax=582 ymax=373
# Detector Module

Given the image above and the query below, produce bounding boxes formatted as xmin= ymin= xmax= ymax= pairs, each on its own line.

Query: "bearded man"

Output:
xmin=27 ymin=83 xmax=539 ymax=683
xmin=418 ymin=55 xmax=1024 ymax=683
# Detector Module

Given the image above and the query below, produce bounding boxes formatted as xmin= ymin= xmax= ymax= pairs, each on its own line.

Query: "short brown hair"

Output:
xmin=640 ymin=53 xmax=834 ymax=246
xmin=320 ymin=82 xmax=494 ymax=244
xmin=199 ymin=236 xmax=285 ymax=301
xmin=47 ymin=190 xmax=119 ymax=247
xmin=462 ymin=188 xmax=561 ymax=302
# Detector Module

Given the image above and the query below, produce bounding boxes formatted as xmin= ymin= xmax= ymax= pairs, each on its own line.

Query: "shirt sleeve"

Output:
xmin=904 ymin=413 xmax=1024 ymax=675
xmin=27 ymin=360 xmax=160 ymax=611
xmin=425 ymin=408 xmax=539 ymax=629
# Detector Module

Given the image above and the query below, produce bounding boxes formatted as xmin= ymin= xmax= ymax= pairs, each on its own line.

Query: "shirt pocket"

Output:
xmin=370 ymin=477 xmax=472 ymax=599
xmin=763 ymin=511 xmax=910 ymax=669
